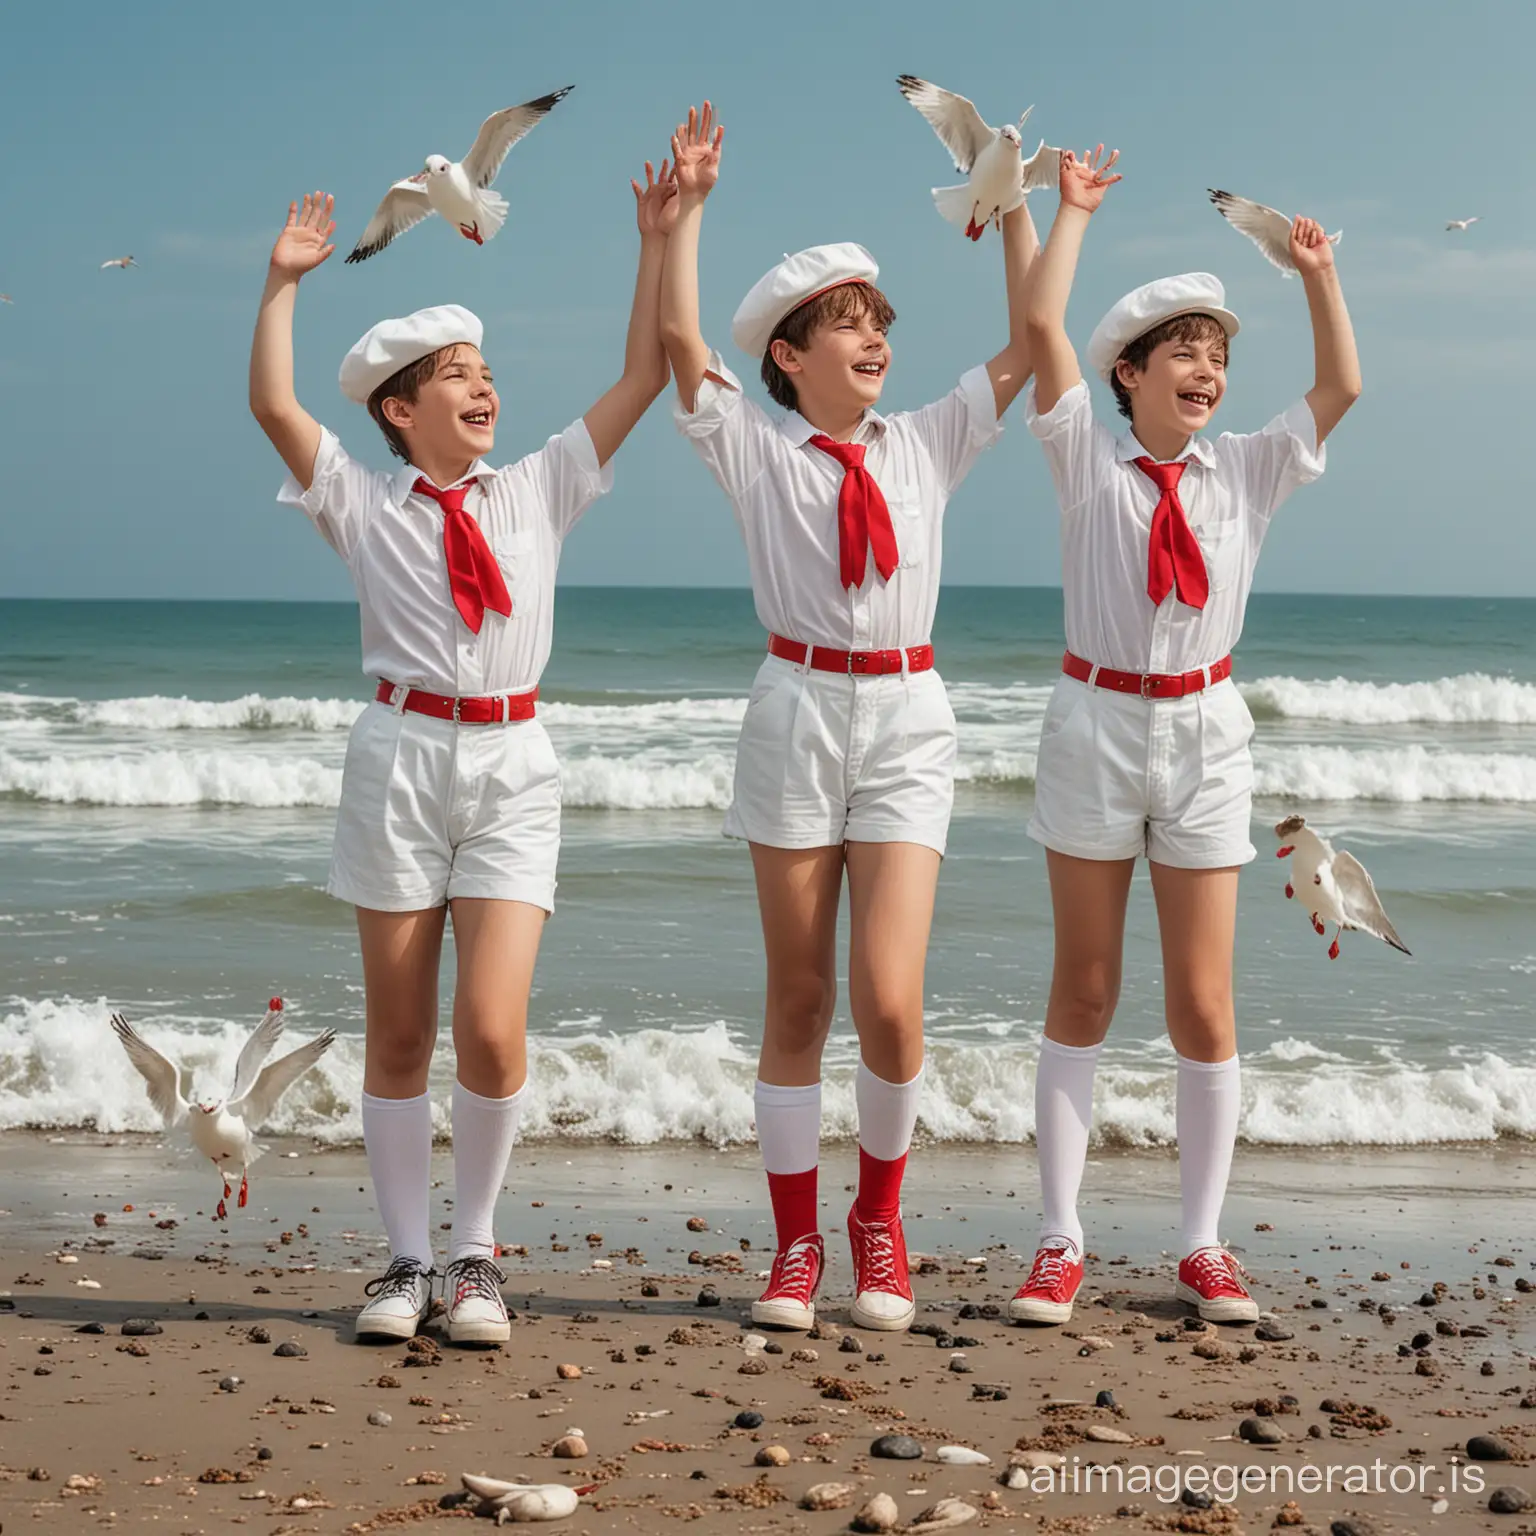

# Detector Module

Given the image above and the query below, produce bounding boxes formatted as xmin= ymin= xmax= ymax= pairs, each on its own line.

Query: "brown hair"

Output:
xmin=1110 ymin=313 xmax=1231 ymax=421
xmin=365 ymin=343 xmax=471 ymax=461
xmin=761 ymin=282 xmax=897 ymax=412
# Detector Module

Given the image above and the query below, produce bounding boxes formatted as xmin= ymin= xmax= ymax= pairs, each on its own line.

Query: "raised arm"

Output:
xmin=1292 ymin=218 xmax=1361 ymax=446
xmin=582 ymin=160 xmax=677 ymax=468
xmin=983 ymin=198 xmax=1042 ymax=418
xmin=1024 ymin=147 xmax=1122 ymax=414
xmin=659 ymin=102 xmax=725 ymax=412
xmin=249 ymin=192 xmax=336 ymax=488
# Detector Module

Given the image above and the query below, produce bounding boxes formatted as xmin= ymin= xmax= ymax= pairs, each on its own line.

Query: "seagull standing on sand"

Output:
xmin=1208 ymin=190 xmax=1341 ymax=274
xmin=1445 ymin=216 xmax=1481 ymax=231
xmin=100 ymin=256 xmax=137 ymax=270
xmin=1274 ymin=815 xmax=1411 ymax=961
xmin=346 ymin=87 xmax=574 ymax=263
xmin=110 ymin=998 xmax=336 ymax=1220
xmin=896 ymin=76 xmax=1060 ymax=241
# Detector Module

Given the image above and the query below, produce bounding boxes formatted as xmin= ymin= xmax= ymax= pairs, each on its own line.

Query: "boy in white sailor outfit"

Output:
xmin=658 ymin=103 xmax=1040 ymax=1332
xmin=1011 ymin=149 xmax=1361 ymax=1325
xmin=248 ymin=177 xmax=676 ymax=1344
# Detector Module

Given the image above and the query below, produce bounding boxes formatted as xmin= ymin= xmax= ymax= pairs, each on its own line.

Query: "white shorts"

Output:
xmin=1027 ymin=675 xmax=1256 ymax=868
xmin=724 ymin=655 xmax=956 ymax=855
xmin=328 ymin=703 xmax=562 ymax=912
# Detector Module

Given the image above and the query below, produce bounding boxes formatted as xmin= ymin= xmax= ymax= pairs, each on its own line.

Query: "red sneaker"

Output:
xmin=1177 ymin=1246 xmax=1260 ymax=1323
xmin=1007 ymin=1243 xmax=1084 ymax=1324
xmin=751 ymin=1234 xmax=824 ymax=1330
xmin=847 ymin=1206 xmax=916 ymax=1332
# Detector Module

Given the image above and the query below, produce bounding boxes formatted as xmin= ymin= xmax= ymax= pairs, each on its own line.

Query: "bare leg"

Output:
xmin=447 ymin=898 xmax=546 ymax=1097
xmin=1043 ymin=851 xmax=1136 ymax=1048
xmin=357 ymin=906 xmax=447 ymax=1096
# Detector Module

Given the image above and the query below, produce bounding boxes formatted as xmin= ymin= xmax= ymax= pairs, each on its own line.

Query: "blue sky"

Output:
xmin=1 ymin=0 xmax=1531 ymax=599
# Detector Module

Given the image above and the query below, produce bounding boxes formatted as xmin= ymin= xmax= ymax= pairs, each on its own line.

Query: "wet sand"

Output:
xmin=1 ymin=1134 xmax=1532 ymax=1532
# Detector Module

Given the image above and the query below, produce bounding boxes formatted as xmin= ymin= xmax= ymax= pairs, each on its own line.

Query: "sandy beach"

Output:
xmin=1 ymin=1134 xmax=1531 ymax=1533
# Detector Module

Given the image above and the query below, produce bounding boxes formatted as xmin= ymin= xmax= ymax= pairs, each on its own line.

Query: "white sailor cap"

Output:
xmin=1086 ymin=273 xmax=1239 ymax=383
xmin=731 ymin=243 xmax=879 ymax=360
xmin=339 ymin=304 xmax=484 ymax=404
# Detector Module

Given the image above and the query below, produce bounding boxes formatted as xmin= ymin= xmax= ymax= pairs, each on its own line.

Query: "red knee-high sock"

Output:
xmin=855 ymin=1146 xmax=908 ymax=1223
xmin=766 ymin=1167 xmax=819 ymax=1249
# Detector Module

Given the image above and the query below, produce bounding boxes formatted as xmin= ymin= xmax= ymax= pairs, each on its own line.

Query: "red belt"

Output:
xmin=768 ymin=633 xmax=934 ymax=676
xmin=375 ymin=680 xmax=538 ymax=723
xmin=1063 ymin=651 xmax=1232 ymax=699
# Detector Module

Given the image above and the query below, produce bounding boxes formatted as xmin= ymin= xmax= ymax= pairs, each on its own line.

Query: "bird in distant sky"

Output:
xmin=0 ymin=294 xmax=12 ymax=304
xmin=1274 ymin=816 xmax=1410 ymax=961
xmin=1444 ymin=216 xmax=1481 ymax=232
xmin=110 ymin=997 xmax=336 ymax=1220
xmin=1208 ymin=190 xmax=1342 ymax=275
xmin=896 ymin=75 xmax=1060 ymax=241
xmin=100 ymin=256 xmax=137 ymax=270
xmin=347 ymin=87 xmax=574 ymax=263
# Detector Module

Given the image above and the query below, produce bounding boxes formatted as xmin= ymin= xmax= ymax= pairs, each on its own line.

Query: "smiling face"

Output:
xmin=1111 ymin=313 xmax=1231 ymax=444
xmin=369 ymin=343 xmax=498 ymax=470
xmin=762 ymin=281 xmax=897 ymax=425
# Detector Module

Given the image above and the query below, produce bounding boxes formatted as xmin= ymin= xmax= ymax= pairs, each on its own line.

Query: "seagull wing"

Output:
xmin=110 ymin=1013 xmax=189 ymax=1128
xmin=1020 ymin=140 xmax=1063 ymax=194
xmin=227 ymin=1009 xmax=286 ymax=1106
xmin=1330 ymin=852 xmax=1411 ymax=954
xmin=233 ymin=1030 xmax=336 ymax=1128
xmin=1208 ymin=189 xmax=1296 ymax=275
xmin=345 ymin=179 xmax=433 ymax=265
xmin=896 ymin=76 xmax=993 ymax=175
xmin=462 ymin=86 xmax=574 ymax=189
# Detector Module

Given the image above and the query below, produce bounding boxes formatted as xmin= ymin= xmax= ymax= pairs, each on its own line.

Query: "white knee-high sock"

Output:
xmin=754 ymin=1080 xmax=822 ymax=1175
xmin=361 ymin=1089 xmax=434 ymax=1269
xmin=1034 ymin=1037 xmax=1103 ymax=1256
xmin=450 ymin=1079 xmax=527 ymax=1263
xmin=854 ymin=1060 xmax=924 ymax=1163
xmin=1176 ymin=1053 xmax=1241 ymax=1255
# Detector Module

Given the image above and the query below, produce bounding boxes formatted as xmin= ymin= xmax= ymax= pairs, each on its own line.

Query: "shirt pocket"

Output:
xmin=885 ymin=493 xmax=928 ymax=569
xmin=492 ymin=531 xmax=539 ymax=616
xmin=1193 ymin=518 xmax=1243 ymax=594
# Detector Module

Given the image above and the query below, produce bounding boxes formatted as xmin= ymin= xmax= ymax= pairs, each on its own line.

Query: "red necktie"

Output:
xmin=412 ymin=477 xmax=513 ymax=634
xmin=808 ymin=435 xmax=901 ymax=591
xmin=1132 ymin=457 xmax=1208 ymax=611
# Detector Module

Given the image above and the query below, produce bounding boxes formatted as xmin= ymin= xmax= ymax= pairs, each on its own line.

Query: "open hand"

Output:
xmin=269 ymin=192 xmax=336 ymax=278
xmin=632 ymin=159 xmax=679 ymax=238
xmin=670 ymin=102 xmax=724 ymax=202
xmin=1289 ymin=215 xmax=1335 ymax=275
xmin=1058 ymin=146 xmax=1122 ymax=215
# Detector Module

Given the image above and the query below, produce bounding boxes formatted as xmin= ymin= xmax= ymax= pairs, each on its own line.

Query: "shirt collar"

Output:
xmin=393 ymin=458 xmax=499 ymax=504
xmin=1115 ymin=430 xmax=1217 ymax=470
xmin=777 ymin=407 xmax=887 ymax=450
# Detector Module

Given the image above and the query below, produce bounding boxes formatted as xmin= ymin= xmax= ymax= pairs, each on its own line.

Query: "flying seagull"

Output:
xmin=897 ymin=76 xmax=1059 ymax=241
xmin=1274 ymin=815 xmax=1410 ymax=961
xmin=110 ymin=998 xmax=336 ymax=1219
xmin=100 ymin=256 xmax=138 ymax=270
xmin=1445 ymin=216 xmax=1481 ymax=232
xmin=0 ymin=294 xmax=11 ymax=304
xmin=1208 ymin=190 xmax=1342 ymax=275
xmin=347 ymin=87 xmax=574 ymax=263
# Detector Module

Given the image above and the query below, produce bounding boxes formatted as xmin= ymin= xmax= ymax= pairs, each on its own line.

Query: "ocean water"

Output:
xmin=2 ymin=590 xmax=1534 ymax=1150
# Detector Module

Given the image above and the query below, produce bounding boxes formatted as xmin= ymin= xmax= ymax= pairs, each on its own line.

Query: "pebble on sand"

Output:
xmin=870 ymin=1433 xmax=924 ymax=1460
xmin=367 ymin=1411 xmax=392 ymax=1427
xmin=1084 ymin=1425 xmax=1135 ymax=1444
xmin=852 ymin=1491 xmax=899 ymax=1532
xmin=800 ymin=1482 xmax=855 ymax=1510
xmin=121 ymin=1319 xmax=163 ymax=1337
xmin=909 ymin=1497 xmax=979 ymax=1530
xmin=556 ymin=1363 xmax=582 ymax=1380
xmin=551 ymin=1434 xmax=588 ymax=1459
xmin=754 ymin=1445 xmax=791 ymax=1467
xmin=935 ymin=1446 xmax=991 ymax=1465
xmin=1467 ymin=1434 xmax=1514 ymax=1461
xmin=1489 ymin=1487 xmax=1532 ymax=1515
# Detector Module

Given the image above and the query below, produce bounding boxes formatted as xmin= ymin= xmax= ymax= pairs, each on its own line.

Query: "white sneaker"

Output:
xmin=355 ymin=1256 xmax=434 ymax=1341
xmin=444 ymin=1255 xmax=511 ymax=1345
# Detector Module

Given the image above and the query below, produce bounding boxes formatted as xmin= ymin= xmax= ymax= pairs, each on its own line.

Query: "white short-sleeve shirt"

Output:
xmin=278 ymin=420 xmax=613 ymax=695
xmin=1024 ymin=379 xmax=1324 ymax=674
xmin=676 ymin=353 xmax=1002 ymax=649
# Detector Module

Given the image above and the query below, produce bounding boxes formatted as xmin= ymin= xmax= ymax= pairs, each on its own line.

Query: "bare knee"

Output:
xmin=767 ymin=971 xmax=836 ymax=1057
xmin=1047 ymin=960 xmax=1120 ymax=1044
xmin=366 ymin=1016 xmax=436 ymax=1087
xmin=1167 ymin=987 xmax=1235 ymax=1061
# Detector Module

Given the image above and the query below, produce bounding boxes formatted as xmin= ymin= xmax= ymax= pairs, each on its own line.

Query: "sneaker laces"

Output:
xmin=1187 ymin=1246 xmax=1249 ymax=1289
xmin=1023 ymin=1244 xmax=1074 ymax=1292
xmin=445 ymin=1255 xmax=508 ymax=1309
xmin=363 ymin=1255 xmax=434 ymax=1301
xmin=767 ymin=1238 xmax=820 ymax=1299
xmin=853 ymin=1217 xmax=903 ymax=1294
